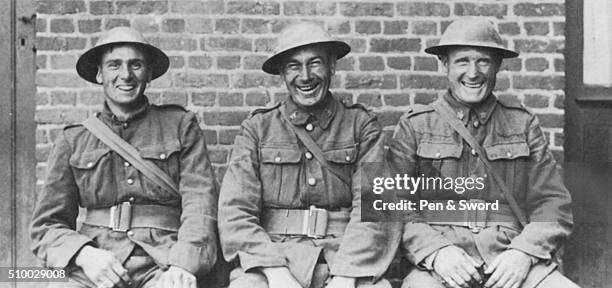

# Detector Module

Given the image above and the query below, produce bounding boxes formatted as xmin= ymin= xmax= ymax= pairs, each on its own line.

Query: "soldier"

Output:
xmin=30 ymin=27 xmax=218 ymax=288
xmin=388 ymin=19 xmax=579 ymax=288
xmin=218 ymin=22 xmax=400 ymax=288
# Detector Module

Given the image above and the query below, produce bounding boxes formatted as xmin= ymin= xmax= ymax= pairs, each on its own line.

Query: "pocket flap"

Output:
xmin=139 ymin=140 xmax=181 ymax=160
xmin=485 ymin=142 xmax=530 ymax=160
xmin=69 ymin=148 xmax=111 ymax=169
xmin=323 ymin=146 xmax=357 ymax=164
xmin=417 ymin=142 xmax=463 ymax=159
xmin=261 ymin=147 xmax=302 ymax=164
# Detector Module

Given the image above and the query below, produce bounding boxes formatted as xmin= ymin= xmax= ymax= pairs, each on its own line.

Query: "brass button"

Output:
xmin=159 ymin=153 xmax=166 ymax=160
xmin=305 ymin=123 xmax=314 ymax=131
xmin=275 ymin=156 xmax=281 ymax=163
xmin=345 ymin=156 xmax=351 ymax=161
xmin=126 ymin=178 xmax=134 ymax=185
xmin=123 ymin=162 xmax=130 ymax=167
xmin=434 ymin=152 xmax=441 ymax=158
xmin=127 ymin=231 xmax=134 ymax=236
xmin=305 ymin=152 xmax=313 ymax=160
xmin=122 ymin=123 xmax=129 ymax=129
xmin=473 ymin=120 xmax=480 ymax=128
xmin=86 ymin=162 xmax=94 ymax=168
xmin=483 ymin=173 xmax=488 ymax=178
xmin=506 ymin=152 xmax=513 ymax=158
xmin=471 ymin=149 xmax=477 ymax=156
xmin=457 ymin=111 xmax=464 ymax=120
xmin=308 ymin=177 xmax=316 ymax=186
xmin=129 ymin=197 xmax=135 ymax=202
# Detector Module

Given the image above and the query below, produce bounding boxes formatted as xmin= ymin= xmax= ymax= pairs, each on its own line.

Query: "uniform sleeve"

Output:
xmin=30 ymin=131 xmax=94 ymax=268
xmin=168 ymin=113 xmax=219 ymax=275
xmin=507 ymin=116 xmax=573 ymax=260
xmin=329 ymin=113 xmax=402 ymax=279
xmin=387 ymin=115 xmax=453 ymax=266
xmin=218 ymin=118 xmax=288 ymax=271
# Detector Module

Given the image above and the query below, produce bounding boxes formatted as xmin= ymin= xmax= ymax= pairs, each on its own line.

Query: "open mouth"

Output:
xmin=116 ymin=84 xmax=136 ymax=92
xmin=461 ymin=81 xmax=484 ymax=89
xmin=296 ymin=83 xmax=319 ymax=93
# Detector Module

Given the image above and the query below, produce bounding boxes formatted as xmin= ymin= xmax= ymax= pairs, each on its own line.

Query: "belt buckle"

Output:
xmin=467 ymin=199 xmax=487 ymax=233
xmin=108 ymin=202 xmax=132 ymax=232
xmin=302 ymin=205 xmax=328 ymax=239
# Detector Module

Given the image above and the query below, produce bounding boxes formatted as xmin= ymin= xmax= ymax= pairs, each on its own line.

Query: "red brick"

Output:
xmin=525 ymin=57 xmax=549 ymax=72
xmin=161 ymin=91 xmax=187 ymax=106
xmin=339 ymin=2 xmax=394 ymax=17
xmin=50 ymin=19 xmax=74 ymax=33
xmin=36 ymin=18 xmax=47 ymax=33
xmin=231 ymin=73 xmax=282 ymax=88
xmin=553 ymin=22 xmax=565 ymax=36
xmin=79 ymin=90 xmax=105 ymax=106
xmin=244 ymin=55 xmax=267 ymax=70
xmin=78 ymin=19 xmax=101 ymax=33
xmin=105 ymin=19 xmax=130 ymax=30
xmin=219 ymin=92 xmax=244 ymax=106
xmin=188 ymin=56 xmax=212 ymax=70
xmin=514 ymin=39 xmax=564 ymax=53
xmin=270 ymin=19 xmax=295 ymax=33
xmin=397 ymin=2 xmax=450 ymax=17
xmin=337 ymin=38 xmax=367 ymax=53
xmin=185 ymin=18 xmax=213 ymax=34
xmin=147 ymin=92 xmax=162 ymax=104
xmin=328 ymin=20 xmax=351 ymax=35
xmin=116 ymin=1 xmax=168 ymax=14
xmin=524 ymin=94 xmax=550 ymax=108
xmin=377 ymin=111 xmax=404 ymax=126
xmin=454 ymin=3 xmax=508 ymax=19
xmin=48 ymin=128 xmax=64 ymax=143
xmin=169 ymin=56 xmax=185 ymax=69
xmin=242 ymin=19 xmax=269 ymax=34
xmin=50 ymin=54 xmax=77 ymax=69
xmin=36 ymin=55 xmax=47 ymax=70
xmin=387 ymin=56 xmax=411 ymax=70
xmin=37 ymin=0 xmax=86 ymax=14
xmin=357 ymin=93 xmax=382 ymax=107
xmin=218 ymin=55 xmax=241 ymax=70
xmin=208 ymin=147 xmax=229 ymax=164
xmin=90 ymin=1 xmax=114 ymax=15
xmin=554 ymin=93 xmax=565 ymax=109
xmin=412 ymin=21 xmax=437 ymax=36
xmin=37 ymin=36 xmax=87 ymax=51
xmin=162 ymin=19 xmax=185 ymax=33
xmin=203 ymin=129 xmax=218 ymax=145
xmin=495 ymin=76 xmax=510 ymax=91
xmin=37 ymin=73 xmax=87 ymax=87
xmin=514 ymin=3 xmax=564 ymax=17
xmin=384 ymin=21 xmax=409 ymax=35
xmin=400 ymin=75 xmax=447 ymax=89
xmin=219 ymin=129 xmax=241 ymax=145
xmin=175 ymin=72 xmax=229 ymax=88
xmin=36 ymin=144 xmax=52 ymax=162
xmin=554 ymin=58 xmax=564 ymax=72
xmin=414 ymin=56 xmax=438 ymax=71
xmin=524 ymin=21 xmax=550 ymax=36
xmin=345 ymin=74 xmax=397 ymax=89
xmin=356 ymin=20 xmax=381 ymax=35
xmin=513 ymin=75 xmax=564 ymax=90
xmin=170 ymin=1 xmax=224 ymax=14
xmin=554 ymin=132 xmax=564 ymax=147
xmin=500 ymin=58 xmax=521 ymax=71
xmin=36 ymin=129 xmax=47 ymax=145
xmin=37 ymin=92 xmax=49 ymax=106
xmin=359 ymin=56 xmax=385 ymax=71
xmin=336 ymin=56 xmax=355 ymax=71
xmin=537 ymin=113 xmax=564 ymax=128
xmin=254 ymin=37 xmax=276 ymax=53
xmin=227 ymin=1 xmax=280 ymax=15
xmin=498 ymin=22 xmax=520 ymax=35
xmin=132 ymin=17 xmax=159 ymax=33
xmin=284 ymin=1 xmax=336 ymax=16
xmin=370 ymin=38 xmax=420 ymax=53
xmin=203 ymin=111 xmax=250 ymax=126
xmin=215 ymin=19 xmax=240 ymax=34
xmin=35 ymin=108 xmax=88 ymax=124
xmin=215 ymin=165 xmax=227 ymax=181
xmin=384 ymin=93 xmax=411 ymax=106
xmin=149 ymin=36 xmax=197 ymax=51
xmin=205 ymin=37 xmax=252 ymax=51
xmin=192 ymin=92 xmax=216 ymax=107
xmin=414 ymin=92 xmax=439 ymax=104
xmin=246 ymin=91 xmax=271 ymax=106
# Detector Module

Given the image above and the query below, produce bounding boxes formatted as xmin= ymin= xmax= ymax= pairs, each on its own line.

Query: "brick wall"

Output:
xmin=34 ymin=0 xmax=565 ymax=284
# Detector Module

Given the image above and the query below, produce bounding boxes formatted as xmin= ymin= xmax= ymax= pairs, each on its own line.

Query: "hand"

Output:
xmin=325 ymin=276 xmax=356 ymax=288
xmin=74 ymin=245 xmax=132 ymax=288
xmin=156 ymin=266 xmax=197 ymax=288
xmin=432 ymin=246 xmax=482 ymax=288
xmin=260 ymin=267 xmax=303 ymax=288
xmin=484 ymin=249 xmax=532 ymax=288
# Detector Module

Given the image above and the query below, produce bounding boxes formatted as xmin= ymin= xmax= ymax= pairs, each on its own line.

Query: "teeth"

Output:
xmin=297 ymin=84 xmax=318 ymax=92
xmin=117 ymin=85 xmax=135 ymax=91
xmin=462 ymin=82 xmax=483 ymax=89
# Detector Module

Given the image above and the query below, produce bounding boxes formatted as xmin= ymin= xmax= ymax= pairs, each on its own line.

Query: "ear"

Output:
xmin=440 ymin=55 xmax=449 ymax=73
xmin=329 ymin=54 xmax=337 ymax=76
xmin=95 ymin=67 xmax=103 ymax=84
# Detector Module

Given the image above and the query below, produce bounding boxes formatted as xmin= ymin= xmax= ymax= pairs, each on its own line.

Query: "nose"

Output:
xmin=298 ymin=65 xmax=312 ymax=82
xmin=465 ymin=62 xmax=479 ymax=79
xmin=118 ymin=63 xmax=132 ymax=80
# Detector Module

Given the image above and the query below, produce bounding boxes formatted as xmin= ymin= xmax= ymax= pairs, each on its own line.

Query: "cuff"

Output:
xmin=46 ymin=234 xmax=94 ymax=268
xmin=508 ymin=237 xmax=551 ymax=260
xmin=237 ymin=251 xmax=287 ymax=272
xmin=168 ymin=241 xmax=214 ymax=275
xmin=420 ymin=250 xmax=439 ymax=270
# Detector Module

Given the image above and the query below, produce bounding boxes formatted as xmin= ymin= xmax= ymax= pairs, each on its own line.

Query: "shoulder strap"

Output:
xmin=280 ymin=112 xmax=351 ymax=186
xmin=432 ymin=101 xmax=528 ymax=227
xmin=82 ymin=116 xmax=180 ymax=196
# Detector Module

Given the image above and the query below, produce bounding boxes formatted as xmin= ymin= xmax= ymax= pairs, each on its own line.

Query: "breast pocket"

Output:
xmin=416 ymin=141 xmax=463 ymax=178
xmin=70 ymin=147 xmax=112 ymax=193
xmin=259 ymin=145 xmax=302 ymax=205
xmin=322 ymin=144 xmax=358 ymax=204
xmin=484 ymin=141 xmax=530 ymax=197
xmin=138 ymin=140 xmax=181 ymax=196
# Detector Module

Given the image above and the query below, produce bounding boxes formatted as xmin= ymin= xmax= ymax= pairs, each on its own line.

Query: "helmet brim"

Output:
xmin=262 ymin=41 xmax=350 ymax=75
xmin=425 ymin=44 xmax=518 ymax=59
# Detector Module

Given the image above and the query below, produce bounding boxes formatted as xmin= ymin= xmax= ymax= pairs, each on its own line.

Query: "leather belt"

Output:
xmin=262 ymin=206 xmax=350 ymax=238
xmin=85 ymin=202 xmax=181 ymax=232
xmin=421 ymin=200 xmax=522 ymax=233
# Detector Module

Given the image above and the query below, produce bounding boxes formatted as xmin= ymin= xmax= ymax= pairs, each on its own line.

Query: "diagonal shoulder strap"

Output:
xmin=82 ymin=116 xmax=180 ymax=196
xmin=432 ymin=101 xmax=528 ymax=227
xmin=280 ymin=112 xmax=351 ymax=186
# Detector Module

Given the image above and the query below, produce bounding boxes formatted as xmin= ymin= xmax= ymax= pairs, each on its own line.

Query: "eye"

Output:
xmin=309 ymin=59 xmax=323 ymax=67
xmin=477 ymin=59 xmax=492 ymax=67
xmin=285 ymin=62 xmax=300 ymax=71
xmin=131 ymin=62 xmax=143 ymax=69
xmin=107 ymin=62 xmax=119 ymax=70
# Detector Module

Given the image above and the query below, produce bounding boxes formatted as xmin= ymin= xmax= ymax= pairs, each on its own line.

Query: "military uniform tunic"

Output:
xmin=30 ymin=97 xmax=219 ymax=283
xmin=218 ymin=93 xmax=400 ymax=287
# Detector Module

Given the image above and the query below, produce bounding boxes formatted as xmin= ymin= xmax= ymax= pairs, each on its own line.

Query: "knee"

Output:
xmin=228 ymin=268 xmax=268 ymax=288
xmin=401 ymin=269 xmax=445 ymax=288
xmin=535 ymin=271 xmax=581 ymax=288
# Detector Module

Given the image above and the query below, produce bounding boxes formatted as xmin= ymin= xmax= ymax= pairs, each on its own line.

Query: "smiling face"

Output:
xmin=443 ymin=46 xmax=501 ymax=104
xmin=279 ymin=45 xmax=335 ymax=107
xmin=96 ymin=44 xmax=151 ymax=110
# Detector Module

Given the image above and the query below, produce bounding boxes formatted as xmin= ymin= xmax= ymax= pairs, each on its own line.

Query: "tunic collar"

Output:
xmin=101 ymin=96 xmax=150 ymax=124
xmin=443 ymin=90 xmax=497 ymax=125
xmin=283 ymin=91 xmax=337 ymax=130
